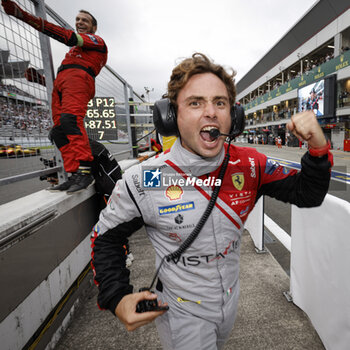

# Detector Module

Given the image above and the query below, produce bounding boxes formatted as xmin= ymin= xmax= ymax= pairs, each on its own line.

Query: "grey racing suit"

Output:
xmin=91 ymin=138 xmax=332 ymax=349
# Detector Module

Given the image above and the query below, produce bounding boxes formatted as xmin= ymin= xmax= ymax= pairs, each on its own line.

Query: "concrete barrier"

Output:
xmin=291 ymin=194 xmax=350 ymax=350
xmin=0 ymin=151 xmax=155 ymax=350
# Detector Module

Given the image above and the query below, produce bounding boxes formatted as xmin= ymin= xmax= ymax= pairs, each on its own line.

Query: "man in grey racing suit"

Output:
xmin=91 ymin=53 xmax=333 ymax=349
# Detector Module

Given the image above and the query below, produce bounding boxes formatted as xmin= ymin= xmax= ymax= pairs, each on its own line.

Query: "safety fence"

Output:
xmin=0 ymin=0 xmax=54 ymax=183
xmin=0 ymin=0 xmax=154 ymax=190
xmin=245 ymin=194 xmax=350 ymax=350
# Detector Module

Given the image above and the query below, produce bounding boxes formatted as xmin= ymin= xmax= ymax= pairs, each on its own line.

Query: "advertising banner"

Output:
xmin=244 ymin=50 xmax=350 ymax=111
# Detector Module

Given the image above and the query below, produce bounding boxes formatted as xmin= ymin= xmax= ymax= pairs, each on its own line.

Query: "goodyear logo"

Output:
xmin=158 ymin=201 xmax=195 ymax=215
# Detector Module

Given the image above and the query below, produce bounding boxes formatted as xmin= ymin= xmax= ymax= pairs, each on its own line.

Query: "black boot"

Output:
xmin=47 ymin=174 xmax=77 ymax=192
xmin=66 ymin=167 xmax=95 ymax=194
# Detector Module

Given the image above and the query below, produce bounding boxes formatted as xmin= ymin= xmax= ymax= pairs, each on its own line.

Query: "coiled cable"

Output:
xmin=149 ymin=140 xmax=232 ymax=289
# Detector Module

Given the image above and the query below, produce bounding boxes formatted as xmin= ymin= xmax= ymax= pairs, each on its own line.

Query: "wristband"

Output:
xmin=308 ymin=140 xmax=331 ymax=157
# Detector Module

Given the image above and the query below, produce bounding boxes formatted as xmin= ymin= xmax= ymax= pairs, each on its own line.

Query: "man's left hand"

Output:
xmin=286 ymin=111 xmax=327 ymax=149
xmin=2 ymin=0 xmax=24 ymax=19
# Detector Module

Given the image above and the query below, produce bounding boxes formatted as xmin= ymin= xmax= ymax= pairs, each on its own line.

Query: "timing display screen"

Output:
xmin=85 ymin=97 xmax=117 ymax=140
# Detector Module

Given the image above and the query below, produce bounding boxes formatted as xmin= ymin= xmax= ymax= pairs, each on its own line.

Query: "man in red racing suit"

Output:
xmin=2 ymin=1 xmax=108 ymax=194
xmin=91 ymin=53 xmax=333 ymax=349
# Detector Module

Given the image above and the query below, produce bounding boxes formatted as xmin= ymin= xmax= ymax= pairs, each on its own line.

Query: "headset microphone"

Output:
xmin=209 ymin=129 xmax=231 ymax=139
xmin=209 ymin=103 xmax=246 ymax=140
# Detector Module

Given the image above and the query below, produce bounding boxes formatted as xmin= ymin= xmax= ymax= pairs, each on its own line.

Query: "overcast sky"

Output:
xmin=45 ymin=0 xmax=317 ymax=101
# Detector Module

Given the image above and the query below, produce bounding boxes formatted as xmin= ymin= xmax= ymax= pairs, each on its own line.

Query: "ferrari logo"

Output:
xmin=232 ymin=173 xmax=244 ymax=191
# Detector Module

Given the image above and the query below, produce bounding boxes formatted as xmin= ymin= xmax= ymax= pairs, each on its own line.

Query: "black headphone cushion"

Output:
xmin=230 ymin=104 xmax=245 ymax=138
xmin=153 ymin=98 xmax=178 ymax=137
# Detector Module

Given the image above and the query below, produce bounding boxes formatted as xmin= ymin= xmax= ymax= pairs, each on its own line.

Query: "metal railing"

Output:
xmin=0 ymin=0 xmax=55 ymax=182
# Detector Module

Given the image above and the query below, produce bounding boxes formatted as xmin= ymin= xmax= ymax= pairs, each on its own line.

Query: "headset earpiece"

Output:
xmin=153 ymin=98 xmax=178 ymax=137
xmin=229 ymin=106 xmax=236 ymax=134
xmin=229 ymin=104 xmax=245 ymax=139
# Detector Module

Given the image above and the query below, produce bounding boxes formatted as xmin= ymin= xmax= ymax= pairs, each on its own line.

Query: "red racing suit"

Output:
xmin=90 ymin=139 xmax=333 ymax=348
xmin=16 ymin=7 xmax=108 ymax=172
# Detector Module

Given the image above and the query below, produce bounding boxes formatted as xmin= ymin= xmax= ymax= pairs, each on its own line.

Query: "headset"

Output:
xmin=153 ymin=98 xmax=245 ymax=140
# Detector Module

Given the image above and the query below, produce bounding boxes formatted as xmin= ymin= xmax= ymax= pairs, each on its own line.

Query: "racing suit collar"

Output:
xmin=171 ymin=138 xmax=225 ymax=177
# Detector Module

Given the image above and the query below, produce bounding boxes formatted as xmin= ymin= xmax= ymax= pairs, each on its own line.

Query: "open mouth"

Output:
xmin=200 ymin=126 xmax=219 ymax=142
xmin=77 ymin=27 xmax=87 ymax=33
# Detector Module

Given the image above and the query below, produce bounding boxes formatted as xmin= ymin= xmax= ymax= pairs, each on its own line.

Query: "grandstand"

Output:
xmin=0 ymin=49 xmax=28 ymax=80
xmin=236 ymin=0 xmax=350 ymax=150
xmin=0 ymin=47 xmax=50 ymax=145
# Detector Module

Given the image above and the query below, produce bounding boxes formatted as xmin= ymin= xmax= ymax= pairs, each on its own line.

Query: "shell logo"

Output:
xmin=165 ymin=185 xmax=183 ymax=201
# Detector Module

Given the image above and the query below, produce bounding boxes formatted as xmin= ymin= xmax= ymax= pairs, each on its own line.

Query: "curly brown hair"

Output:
xmin=166 ymin=53 xmax=236 ymax=108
